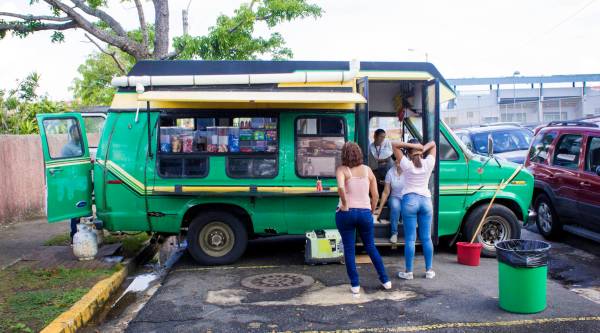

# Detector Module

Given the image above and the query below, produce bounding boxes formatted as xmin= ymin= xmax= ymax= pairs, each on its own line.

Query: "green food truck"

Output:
xmin=36 ymin=60 xmax=533 ymax=264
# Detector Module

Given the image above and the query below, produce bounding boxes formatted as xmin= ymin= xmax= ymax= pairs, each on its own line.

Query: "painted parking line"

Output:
xmin=283 ymin=316 xmax=600 ymax=333
xmin=171 ymin=265 xmax=283 ymax=273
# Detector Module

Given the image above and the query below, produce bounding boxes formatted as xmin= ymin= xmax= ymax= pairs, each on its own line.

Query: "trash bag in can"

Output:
xmin=495 ymin=239 xmax=551 ymax=313
xmin=495 ymin=239 xmax=551 ymax=268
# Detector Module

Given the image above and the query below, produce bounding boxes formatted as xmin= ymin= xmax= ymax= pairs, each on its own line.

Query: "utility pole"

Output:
xmin=182 ymin=0 xmax=192 ymax=35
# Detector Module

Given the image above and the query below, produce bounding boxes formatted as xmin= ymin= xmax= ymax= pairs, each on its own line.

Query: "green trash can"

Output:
xmin=495 ymin=239 xmax=551 ymax=313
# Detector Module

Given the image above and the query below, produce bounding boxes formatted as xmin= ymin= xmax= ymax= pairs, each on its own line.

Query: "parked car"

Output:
xmin=454 ymin=125 xmax=533 ymax=164
xmin=525 ymin=120 xmax=600 ymax=242
xmin=80 ymin=107 xmax=107 ymax=162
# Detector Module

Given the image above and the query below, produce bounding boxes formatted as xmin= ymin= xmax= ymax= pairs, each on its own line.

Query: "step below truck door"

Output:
xmin=36 ymin=113 xmax=93 ymax=222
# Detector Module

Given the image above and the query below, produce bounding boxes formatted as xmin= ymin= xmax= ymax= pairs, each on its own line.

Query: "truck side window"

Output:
xmin=296 ymin=117 xmax=345 ymax=178
xmin=528 ymin=131 xmax=556 ymax=164
xmin=157 ymin=116 xmax=214 ymax=178
xmin=439 ymin=133 xmax=458 ymax=161
xmin=552 ymin=134 xmax=582 ymax=169
xmin=42 ymin=118 xmax=84 ymax=159
xmin=226 ymin=117 xmax=278 ymax=178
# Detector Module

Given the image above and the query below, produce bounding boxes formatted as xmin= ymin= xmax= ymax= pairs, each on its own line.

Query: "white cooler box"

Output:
xmin=304 ymin=229 xmax=344 ymax=265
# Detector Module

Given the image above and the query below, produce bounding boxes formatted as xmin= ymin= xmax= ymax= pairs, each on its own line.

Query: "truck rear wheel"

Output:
xmin=187 ymin=212 xmax=248 ymax=265
xmin=463 ymin=204 xmax=520 ymax=257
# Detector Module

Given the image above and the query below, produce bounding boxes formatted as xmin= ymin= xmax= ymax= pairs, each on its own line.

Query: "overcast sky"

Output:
xmin=1 ymin=0 xmax=599 ymax=100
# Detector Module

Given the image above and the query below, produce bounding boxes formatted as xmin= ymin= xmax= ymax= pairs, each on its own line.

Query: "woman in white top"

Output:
xmin=374 ymin=161 xmax=405 ymax=244
xmin=391 ymin=138 xmax=437 ymax=280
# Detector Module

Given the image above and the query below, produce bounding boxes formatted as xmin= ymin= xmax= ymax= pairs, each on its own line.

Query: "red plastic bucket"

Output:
xmin=456 ymin=242 xmax=483 ymax=266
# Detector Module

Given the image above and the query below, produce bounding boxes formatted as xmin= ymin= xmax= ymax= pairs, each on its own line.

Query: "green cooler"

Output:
xmin=495 ymin=239 xmax=551 ymax=314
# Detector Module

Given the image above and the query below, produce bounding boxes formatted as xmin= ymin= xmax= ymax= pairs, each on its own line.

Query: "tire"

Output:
xmin=187 ymin=212 xmax=248 ymax=265
xmin=463 ymin=204 xmax=520 ymax=257
xmin=534 ymin=193 xmax=562 ymax=240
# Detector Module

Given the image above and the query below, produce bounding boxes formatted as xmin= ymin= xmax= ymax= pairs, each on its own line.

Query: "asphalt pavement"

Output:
xmin=124 ymin=230 xmax=600 ymax=333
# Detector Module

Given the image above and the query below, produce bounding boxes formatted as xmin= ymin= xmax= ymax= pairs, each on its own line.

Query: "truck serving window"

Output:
xmin=158 ymin=117 xmax=215 ymax=178
xmin=295 ymin=117 xmax=346 ymax=178
xmin=158 ymin=115 xmax=278 ymax=178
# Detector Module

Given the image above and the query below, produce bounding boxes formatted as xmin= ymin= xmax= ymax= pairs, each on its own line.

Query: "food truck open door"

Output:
xmin=356 ymin=77 xmax=370 ymax=163
xmin=36 ymin=113 xmax=93 ymax=222
xmin=422 ymin=79 xmax=441 ymax=244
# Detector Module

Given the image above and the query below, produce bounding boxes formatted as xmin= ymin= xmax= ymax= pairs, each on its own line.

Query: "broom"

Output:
xmin=469 ymin=165 xmax=524 ymax=244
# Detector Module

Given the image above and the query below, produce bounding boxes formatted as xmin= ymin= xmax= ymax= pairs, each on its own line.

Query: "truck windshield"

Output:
xmin=471 ymin=129 xmax=532 ymax=154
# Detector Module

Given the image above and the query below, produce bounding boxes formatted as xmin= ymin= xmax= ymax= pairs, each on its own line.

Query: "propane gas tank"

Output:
xmin=73 ymin=223 xmax=98 ymax=261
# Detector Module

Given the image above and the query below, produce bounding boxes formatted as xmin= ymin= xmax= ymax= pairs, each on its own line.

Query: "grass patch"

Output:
xmin=45 ymin=231 xmax=150 ymax=257
xmin=0 ymin=267 xmax=115 ymax=333
xmin=104 ymin=232 xmax=150 ymax=257
xmin=44 ymin=232 xmax=70 ymax=246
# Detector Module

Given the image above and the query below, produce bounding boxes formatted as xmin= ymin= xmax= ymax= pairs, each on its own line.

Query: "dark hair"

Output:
xmin=407 ymin=138 xmax=423 ymax=168
xmin=374 ymin=129 xmax=386 ymax=137
xmin=341 ymin=142 xmax=363 ymax=168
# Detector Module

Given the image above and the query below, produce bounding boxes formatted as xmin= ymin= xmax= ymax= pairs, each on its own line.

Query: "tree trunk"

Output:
xmin=153 ymin=0 xmax=170 ymax=59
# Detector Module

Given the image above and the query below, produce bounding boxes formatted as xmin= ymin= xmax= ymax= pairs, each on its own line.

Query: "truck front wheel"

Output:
xmin=187 ymin=212 xmax=248 ymax=265
xmin=463 ymin=204 xmax=520 ymax=257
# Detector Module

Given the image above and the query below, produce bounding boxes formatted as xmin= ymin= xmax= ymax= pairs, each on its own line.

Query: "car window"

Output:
xmin=552 ymin=134 xmax=582 ymax=169
xmin=296 ymin=117 xmax=345 ymax=178
xmin=439 ymin=133 xmax=459 ymax=161
xmin=585 ymin=136 xmax=600 ymax=174
xmin=83 ymin=116 xmax=105 ymax=148
xmin=470 ymin=128 xmax=532 ymax=155
xmin=529 ymin=131 xmax=556 ymax=164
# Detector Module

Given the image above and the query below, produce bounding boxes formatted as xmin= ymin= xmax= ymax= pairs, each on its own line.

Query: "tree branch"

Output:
xmin=132 ymin=0 xmax=149 ymax=48
xmin=69 ymin=0 xmax=127 ymax=37
xmin=0 ymin=20 xmax=77 ymax=34
xmin=84 ymin=33 xmax=126 ymax=75
xmin=152 ymin=0 xmax=170 ymax=59
xmin=43 ymin=0 xmax=149 ymax=59
xmin=228 ymin=0 xmax=257 ymax=34
xmin=0 ymin=12 xmax=71 ymax=22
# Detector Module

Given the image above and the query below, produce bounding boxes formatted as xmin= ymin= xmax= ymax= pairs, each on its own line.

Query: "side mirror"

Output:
xmin=487 ymin=135 xmax=494 ymax=157
xmin=595 ymin=166 xmax=600 ymax=177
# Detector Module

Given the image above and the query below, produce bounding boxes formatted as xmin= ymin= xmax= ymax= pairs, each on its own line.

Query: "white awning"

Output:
xmin=137 ymin=90 xmax=366 ymax=104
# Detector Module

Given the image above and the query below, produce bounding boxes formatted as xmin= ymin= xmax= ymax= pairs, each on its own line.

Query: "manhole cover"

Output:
xmin=241 ymin=273 xmax=314 ymax=291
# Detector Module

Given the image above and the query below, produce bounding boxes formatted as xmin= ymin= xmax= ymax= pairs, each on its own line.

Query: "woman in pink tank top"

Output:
xmin=335 ymin=142 xmax=391 ymax=295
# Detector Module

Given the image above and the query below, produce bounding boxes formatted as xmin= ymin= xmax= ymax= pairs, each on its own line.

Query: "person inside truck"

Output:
xmin=374 ymin=160 xmax=405 ymax=244
xmin=60 ymin=124 xmax=83 ymax=158
xmin=336 ymin=142 xmax=391 ymax=295
xmin=392 ymin=138 xmax=437 ymax=280
xmin=369 ymin=129 xmax=394 ymax=193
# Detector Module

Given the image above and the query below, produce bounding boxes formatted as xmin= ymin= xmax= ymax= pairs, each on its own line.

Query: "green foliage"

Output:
xmin=0 ymin=73 xmax=66 ymax=134
xmin=173 ymin=0 xmax=322 ymax=60
xmin=71 ymin=48 xmax=135 ymax=107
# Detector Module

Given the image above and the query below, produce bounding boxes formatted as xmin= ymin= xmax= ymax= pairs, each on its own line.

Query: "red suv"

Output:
xmin=525 ymin=120 xmax=600 ymax=241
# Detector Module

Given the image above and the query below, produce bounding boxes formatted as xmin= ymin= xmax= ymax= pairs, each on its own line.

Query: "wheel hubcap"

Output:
xmin=537 ymin=202 xmax=553 ymax=233
xmin=478 ymin=217 xmax=511 ymax=250
xmin=199 ymin=222 xmax=235 ymax=257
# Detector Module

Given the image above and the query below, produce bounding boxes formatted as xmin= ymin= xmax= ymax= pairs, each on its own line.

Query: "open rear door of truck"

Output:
xmin=423 ymin=79 xmax=441 ymax=244
xmin=36 ymin=113 xmax=93 ymax=222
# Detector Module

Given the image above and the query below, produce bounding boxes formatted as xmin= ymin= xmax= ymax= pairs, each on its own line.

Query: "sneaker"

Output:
xmin=397 ymin=271 xmax=414 ymax=280
xmin=351 ymin=286 xmax=360 ymax=294
xmin=382 ymin=281 xmax=392 ymax=290
xmin=425 ymin=270 xmax=436 ymax=279
xmin=389 ymin=234 xmax=398 ymax=244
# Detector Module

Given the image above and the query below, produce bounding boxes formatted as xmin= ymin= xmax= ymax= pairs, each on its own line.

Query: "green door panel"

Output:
xmin=36 ymin=113 xmax=92 ymax=222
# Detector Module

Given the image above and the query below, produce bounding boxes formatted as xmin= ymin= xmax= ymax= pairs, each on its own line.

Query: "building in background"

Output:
xmin=444 ymin=74 xmax=600 ymax=128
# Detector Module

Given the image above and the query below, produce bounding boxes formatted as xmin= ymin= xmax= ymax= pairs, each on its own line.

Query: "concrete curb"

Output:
xmin=40 ymin=264 xmax=129 ymax=333
xmin=40 ymin=242 xmax=156 ymax=333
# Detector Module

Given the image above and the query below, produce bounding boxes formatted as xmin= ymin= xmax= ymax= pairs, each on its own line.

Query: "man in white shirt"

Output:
xmin=369 ymin=129 xmax=394 ymax=193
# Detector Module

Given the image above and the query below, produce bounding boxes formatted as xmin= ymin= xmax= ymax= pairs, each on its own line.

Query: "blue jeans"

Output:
xmin=388 ymin=196 xmax=402 ymax=235
xmin=70 ymin=217 xmax=80 ymax=240
xmin=401 ymin=193 xmax=434 ymax=272
xmin=336 ymin=208 xmax=389 ymax=287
